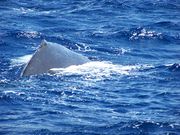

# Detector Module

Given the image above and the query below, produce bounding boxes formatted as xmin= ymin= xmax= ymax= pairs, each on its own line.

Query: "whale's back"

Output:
xmin=21 ymin=40 xmax=90 ymax=77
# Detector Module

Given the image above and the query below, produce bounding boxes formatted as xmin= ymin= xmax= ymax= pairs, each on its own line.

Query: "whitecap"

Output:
xmin=114 ymin=48 xmax=131 ymax=55
xmin=4 ymin=90 xmax=16 ymax=94
xmin=74 ymin=43 xmax=92 ymax=52
xmin=3 ymin=90 xmax=25 ymax=96
xmin=130 ymin=28 xmax=161 ymax=40
xmin=17 ymin=31 xmax=41 ymax=39
xmin=12 ymin=7 xmax=34 ymax=14
xmin=0 ymin=79 xmax=8 ymax=83
xmin=39 ymin=10 xmax=57 ymax=15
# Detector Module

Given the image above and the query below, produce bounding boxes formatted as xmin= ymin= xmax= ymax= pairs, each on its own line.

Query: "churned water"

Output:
xmin=0 ymin=0 xmax=180 ymax=134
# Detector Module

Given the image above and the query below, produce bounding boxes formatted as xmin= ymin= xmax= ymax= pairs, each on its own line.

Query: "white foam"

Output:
xmin=11 ymin=55 xmax=32 ymax=66
xmin=49 ymin=61 xmax=149 ymax=81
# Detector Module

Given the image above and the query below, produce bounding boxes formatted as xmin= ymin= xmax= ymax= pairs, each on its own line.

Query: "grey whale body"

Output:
xmin=21 ymin=40 xmax=90 ymax=77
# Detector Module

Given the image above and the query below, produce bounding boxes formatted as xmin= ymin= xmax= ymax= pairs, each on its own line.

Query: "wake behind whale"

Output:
xmin=21 ymin=40 xmax=90 ymax=77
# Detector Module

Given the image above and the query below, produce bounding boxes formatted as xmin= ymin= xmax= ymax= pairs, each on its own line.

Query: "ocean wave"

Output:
xmin=153 ymin=21 xmax=180 ymax=29
xmin=109 ymin=120 xmax=180 ymax=134
xmin=136 ymin=0 xmax=180 ymax=10
xmin=0 ymin=90 xmax=25 ymax=105
xmin=128 ymin=27 xmax=179 ymax=43
xmin=89 ymin=26 xmax=179 ymax=43
xmin=167 ymin=63 xmax=180 ymax=72
xmin=67 ymin=0 xmax=180 ymax=14
xmin=129 ymin=28 xmax=161 ymax=40
xmin=29 ymin=120 xmax=180 ymax=134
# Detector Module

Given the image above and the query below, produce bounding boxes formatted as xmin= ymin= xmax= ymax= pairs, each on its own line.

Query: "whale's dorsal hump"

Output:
xmin=21 ymin=40 xmax=90 ymax=77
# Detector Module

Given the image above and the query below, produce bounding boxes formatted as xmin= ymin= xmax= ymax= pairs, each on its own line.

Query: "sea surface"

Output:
xmin=0 ymin=0 xmax=180 ymax=134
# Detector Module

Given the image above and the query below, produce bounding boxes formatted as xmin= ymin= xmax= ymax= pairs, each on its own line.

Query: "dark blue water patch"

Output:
xmin=138 ymin=64 xmax=180 ymax=83
xmin=4 ymin=120 xmax=177 ymax=135
xmin=152 ymin=21 xmax=180 ymax=30
xmin=102 ymin=0 xmax=132 ymax=9
xmin=168 ymin=63 xmax=180 ymax=72
xmin=31 ymin=128 xmax=100 ymax=135
xmin=135 ymin=0 xmax=180 ymax=10
xmin=97 ymin=121 xmax=180 ymax=135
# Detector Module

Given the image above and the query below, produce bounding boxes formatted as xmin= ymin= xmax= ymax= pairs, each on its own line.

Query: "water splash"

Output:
xmin=49 ymin=61 xmax=152 ymax=81
xmin=10 ymin=55 xmax=32 ymax=66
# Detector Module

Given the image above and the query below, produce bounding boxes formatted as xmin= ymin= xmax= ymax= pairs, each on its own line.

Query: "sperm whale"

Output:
xmin=21 ymin=40 xmax=90 ymax=77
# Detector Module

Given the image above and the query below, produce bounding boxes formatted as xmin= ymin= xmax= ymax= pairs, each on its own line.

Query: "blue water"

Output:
xmin=0 ymin=0 xmax=180 ymax=134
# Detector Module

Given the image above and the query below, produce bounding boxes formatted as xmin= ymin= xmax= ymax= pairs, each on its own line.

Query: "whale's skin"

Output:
xmin=21 ymin=40 xmax=90 ymax=77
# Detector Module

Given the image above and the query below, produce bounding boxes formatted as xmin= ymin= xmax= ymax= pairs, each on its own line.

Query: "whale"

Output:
xmin=21 ymin=40 xmax=90 ymax=77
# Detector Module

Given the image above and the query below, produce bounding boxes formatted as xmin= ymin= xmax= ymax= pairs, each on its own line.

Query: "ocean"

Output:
xmin=0 ymin=0 xmax=180 ymax=134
